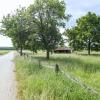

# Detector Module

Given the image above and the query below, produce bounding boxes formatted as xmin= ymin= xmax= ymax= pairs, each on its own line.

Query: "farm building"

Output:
xmin=54 ymin=47 xmax=72 ymax=53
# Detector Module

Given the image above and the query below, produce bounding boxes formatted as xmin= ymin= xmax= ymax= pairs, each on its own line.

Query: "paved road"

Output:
xmin=0 ymin=52 xmax=18 ymax=100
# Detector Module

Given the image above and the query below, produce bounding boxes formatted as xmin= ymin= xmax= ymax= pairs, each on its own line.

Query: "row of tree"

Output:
xmin=65 ymin=12 xmax=100 ymax=55
xmin=1 ymin=0 xmax=100 ymax=58
xmin=1 ymin=0 xmax=69 ymax=59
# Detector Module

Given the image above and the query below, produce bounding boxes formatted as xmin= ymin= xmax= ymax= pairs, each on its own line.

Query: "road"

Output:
xmin=0 ymin=52 xmax=18 ymax=100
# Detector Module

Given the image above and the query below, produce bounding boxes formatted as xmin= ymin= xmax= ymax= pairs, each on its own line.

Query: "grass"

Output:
xmin=31 ymin=52 xmax=100 ymax=93
xmin=0 ymin=50 xmax=9 ymax=55
xmin=49 ymin=53 xmax=100 ymax=93
xmin=15 ymin=51 xmax=100 ymax=100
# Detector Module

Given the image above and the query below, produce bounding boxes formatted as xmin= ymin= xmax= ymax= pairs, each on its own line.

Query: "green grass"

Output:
xmin=33 ymin=52 xmax=100 ymax=93
xmin=0 ymin=50 xmax=9 ymax=55
xmin=49 ymin=53 xmax=100 ymax=93
xmin=15 ymin=52 xmax=100 ymax=100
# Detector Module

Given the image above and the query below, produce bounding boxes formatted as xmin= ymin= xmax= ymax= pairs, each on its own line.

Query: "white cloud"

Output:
xmin=65 ymin=0 xmax=100 ymax=27
xmin=0 ymin=35 xmax=13 ymax=47
xmin=0 ymin=0 xmax=33 ymax=20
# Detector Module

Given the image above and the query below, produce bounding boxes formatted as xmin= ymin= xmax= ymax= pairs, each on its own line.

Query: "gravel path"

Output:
xmin=0 ymin=52 xmax=18 ymax=100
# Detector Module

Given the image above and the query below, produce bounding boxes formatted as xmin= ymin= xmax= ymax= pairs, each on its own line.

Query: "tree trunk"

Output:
xmin=20 ymin=45 xmax=23 ymax=56
xmin=88 ymin=38 xmax=91 ymax=55
xmin=46 ymin=50 xmax=50 ymax=59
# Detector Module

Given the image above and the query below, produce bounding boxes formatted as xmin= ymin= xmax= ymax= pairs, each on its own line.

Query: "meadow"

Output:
xmin=0 ymin=47 xmax=15 ymax=55
xmin=0 ymin=50 xmax=9 ymax=55
xmin=15 ymin=51 xmax=100 ymax=100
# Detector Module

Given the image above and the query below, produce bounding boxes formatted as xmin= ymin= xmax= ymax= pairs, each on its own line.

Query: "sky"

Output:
xmin=0 ymin=0 xmax=33 ymax=47
xmin=66 ymin=0 xmax=100 ymax=27
xmin=0 ymin=0 xmax=100 ymax=47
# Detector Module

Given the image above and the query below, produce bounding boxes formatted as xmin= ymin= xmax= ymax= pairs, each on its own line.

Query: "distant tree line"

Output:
xmin=1 ymin=0 xmax=69 ymax=59
xmin=0 ymin=47 xmax=15 ymax=50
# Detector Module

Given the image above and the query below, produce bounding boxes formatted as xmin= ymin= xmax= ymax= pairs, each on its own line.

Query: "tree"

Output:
xmin=77 ymin=12 xmax=99 ymax=54
xmin=27 ymin=0 xmax=69 ymax=59
xmin=65 ymin=12 xmax=100 ymax=54
xmin=1 ymin=7 xmax=29 ymax=55
xmin=1 ymin=0 xmax=69 ymax=58
xmin=66 ymin=27 xmax=85 ymax=51
xmin=25 ymin=34 xmax=42 ymax=53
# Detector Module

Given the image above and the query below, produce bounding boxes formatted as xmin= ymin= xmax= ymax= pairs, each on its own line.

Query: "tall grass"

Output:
xmin=15 ymin=55 xmax=100 ymax=100
xmin=50 ymin=54 xmax=100 ymax=93
xmin=32 ymin=52 xmax=100 ymax=93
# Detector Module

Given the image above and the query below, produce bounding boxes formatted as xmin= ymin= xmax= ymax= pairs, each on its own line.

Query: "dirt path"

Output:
xmin=0 ymin=52 xmax=18 ymax=100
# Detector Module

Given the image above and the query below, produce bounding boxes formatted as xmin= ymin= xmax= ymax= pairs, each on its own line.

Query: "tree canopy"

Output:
xmin=27 ymin=0 xmax=69 ymax=59
xmin=1 ymin=0 xmax=69 ymax=59
xmin=1 ymin=7 xmax=29 ymax=55
xmin=65 ymin=12 xmax=100 ymax=54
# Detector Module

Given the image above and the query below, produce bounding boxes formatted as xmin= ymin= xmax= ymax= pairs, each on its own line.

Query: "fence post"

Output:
xmin=55 ymin=64 xmax=60 ymax=74
xmin=39 ymin=60 xmax=42 ymax=69
xmin=26 ymin=54 xmax=29 ymax=58
xmin=23 ymin=53 xmax=25 ymax=58
xmin=30 ymin=55 xmax=33 ymax=60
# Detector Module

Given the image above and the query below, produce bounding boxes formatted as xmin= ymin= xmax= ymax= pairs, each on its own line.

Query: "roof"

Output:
xmin=55 ymin=47 xmax=71 ymax=51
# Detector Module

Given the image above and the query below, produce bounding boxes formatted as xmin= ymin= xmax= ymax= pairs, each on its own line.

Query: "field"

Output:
xmin=0 ymin=47 xmax=14 ymax=55
xmin=15 ymin=51 xmax=100 ymax=100
xmin=0 ymin=50 xmax=9 ymax=55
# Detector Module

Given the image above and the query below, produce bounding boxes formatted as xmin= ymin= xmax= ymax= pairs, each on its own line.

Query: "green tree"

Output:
xmin=66 ymin=27 xmax=84 ymax=51
xmin=66 ymin=12 xmax=100 ymax=54
xmin=1 ymin=7 xmax=29 ymax=55
xmin=77 ymin=12 xmax=99 ymax=54
xmin=28 ymin=0 xmax=69 ymax=59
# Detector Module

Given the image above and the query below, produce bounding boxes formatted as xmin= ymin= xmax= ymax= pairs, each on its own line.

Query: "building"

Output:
xmin=54 ymin=47 xmax=72 ymax=53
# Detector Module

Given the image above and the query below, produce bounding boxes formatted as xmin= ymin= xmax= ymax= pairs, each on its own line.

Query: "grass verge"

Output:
xmin=15 ymin=55 xmax=100 ymax=100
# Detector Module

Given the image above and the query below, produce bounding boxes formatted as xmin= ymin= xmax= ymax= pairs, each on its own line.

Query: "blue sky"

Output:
xmin=0 ymin=0 xmax=100 ymax=47
xmin=66 ymin=0 xmax=100 ymax=27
